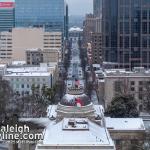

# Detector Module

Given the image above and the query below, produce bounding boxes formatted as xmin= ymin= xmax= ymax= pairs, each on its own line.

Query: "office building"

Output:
xmin=0 ymin=28 xmax=62 ymax=61
xmin=93 ymin=0 xmax=102 ymax=18
xmin=3 ymin=63 xmax=58 ymax=96
xmin=97 ymin=67 xmax=150 ymax=111
xmin=103 ymin=0 xmax=150 ymax=69
xmin=0 ymin=31 xmax=12 ymax=59
xmin=91 ymin=32 xmax=102 ymax=64
xmin=83 ymin=14 xmax=96 ymax=48
xmin=15 ymin=0 xmax=65 ymax=33
xmin=64 ymin=4 xmax=69 ymax=40
xmin=0 ymin=0 xmax=15 ymax=32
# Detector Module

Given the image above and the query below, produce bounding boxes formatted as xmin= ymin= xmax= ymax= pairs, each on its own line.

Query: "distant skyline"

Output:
xmin=66 ymin=0 xmax=93 ymax=16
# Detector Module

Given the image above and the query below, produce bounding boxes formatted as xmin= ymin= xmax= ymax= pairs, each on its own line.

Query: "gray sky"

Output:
xmin=66 ymin=0 xmax=93 ymax=16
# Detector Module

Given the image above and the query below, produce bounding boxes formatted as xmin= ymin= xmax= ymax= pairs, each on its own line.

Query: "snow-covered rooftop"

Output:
xmin=106 ymin=117 xmax=145 ymax=131
xmin=41 ymin=118 xmax=114 ymax=146
xmin=104 ymin=67 xmax=150 ymax=77
xmin=4 ymin=72 xmax=51 ymax=77
xmin=69 ymin=26 xmax=83 ymax=32
xmin=12 ymin=61 xmax=26 ymax=66
xmin=26 ymin=48 xmax=41 ymax=52
xmin=92 ymin=64 xmax=101 ymax=68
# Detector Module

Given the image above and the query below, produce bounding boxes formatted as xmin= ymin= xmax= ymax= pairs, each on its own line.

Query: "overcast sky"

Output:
xmin=66 ymin=0 xmax=93 ymax=16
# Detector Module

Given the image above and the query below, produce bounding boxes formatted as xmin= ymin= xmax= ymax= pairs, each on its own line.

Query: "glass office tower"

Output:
xmin=93 ymin=0 xmax=102 ymax=18
xmin=15 ymin=0 xmax=65 ymax=33
xmin=103 ymin=0 xmax=150 ymax=70
xmin=0 ymin=0 xmax=15 ymax=32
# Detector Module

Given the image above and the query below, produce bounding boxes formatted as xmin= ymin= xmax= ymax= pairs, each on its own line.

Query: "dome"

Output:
xmin=60 ymin=93 xmax=91 ymax=107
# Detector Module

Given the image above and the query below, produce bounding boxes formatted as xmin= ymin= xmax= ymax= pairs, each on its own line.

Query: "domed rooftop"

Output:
xmin=60 ymin=93 xmax=91 ymax=107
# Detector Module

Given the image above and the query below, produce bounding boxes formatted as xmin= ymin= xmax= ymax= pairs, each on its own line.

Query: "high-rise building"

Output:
xmin=64 ymin=4 xmax=69 ymax=40
xmin=93 ymin=0 xmax=102 ymax=18
xmin=91 ymin=32 xmax=102 ymax=64
xmin=83 ymin=14 xmax=96 ymax=48
xmin=103 ymin=0 xmax=150 ymax=70
xmin=0 ymin=28 xmax=62 ymax=61
xmin=0 ymin=0 xmax=15 ymax=32
xmin=15 ymin=0 xmax=65 ymax=33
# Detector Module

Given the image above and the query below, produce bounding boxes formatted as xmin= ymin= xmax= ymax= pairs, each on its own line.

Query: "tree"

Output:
xmin=0 ymin=77 xmax=13 ymax=124
xmin=105 ymin=94 xmax=139 ymax=118
xmin=142 ymin=81 xmax=150 ymax=113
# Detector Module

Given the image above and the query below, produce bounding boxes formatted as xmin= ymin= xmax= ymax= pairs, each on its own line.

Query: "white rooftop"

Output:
xmin=42 ymin=118 xmax=114 ymax=146
xmin=106 ymin=117 xmax=145 ymax=131
xmin=93 ymin=64 xmax=101 ymax=68
xmin=4 ymin=72 xmax=51 ymax=77
xmin=69 ymin=26 xmax=83 ymax=32
xmin=12 ymin=61 xmax=26 ymax=66
xmin=26 ymin=48 xmax=41 ymax=52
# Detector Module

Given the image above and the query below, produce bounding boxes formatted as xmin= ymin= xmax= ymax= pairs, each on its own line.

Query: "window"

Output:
xmin=139 ymin=81 xmax=143 ymax=85
xmin=142 ymin=10 xmax=147 ymax=19
xmin=21 ymin=84 xmax=24 ymax=88
xmin=114 ymin=81 xmax=122 ymax=92
xmin=124 ymin=8 xmax=130 ymax=19
xmin=130 ymin=81 xmax=135 ymax=85
xmin=27 ymin=84 xmax=30 ymax=88
xmin=142 ymin=51 xmax=147 ymax=63
xmin=139 ymin=87 xmax=143 ymax=91
xmin=139 ymin=93 xmax=143 ymax=100
xmin=124 ymin=36 xmax=129 ymax=48
xmin=131 ymin=87 xmax=135 ymax=91
xmin=120 ymin=36 xmax=123 ymax=48
xmin=142 ymin=36 xmax=147 ymax=48
xmin=124 ymin=22 xmax=129 ymax=34
xmin=120 ymin=22 xmax=123 ymax=34
xmin=142 ymin=22 xmax=147 ymax=34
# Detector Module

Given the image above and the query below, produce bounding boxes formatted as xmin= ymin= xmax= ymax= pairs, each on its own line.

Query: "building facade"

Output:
xmin=15 ymin=0 xmax=64 ymax=32
xmin=26 ymin=48 xmax=59 ymax=65
xmin=103 ymin=0 xmax=150 ymax=69
xmin=97 ymin=67 xmax=150 ymax=111
xmin=0 ymin=28 xmax=62 ymax=61
xmin=91 ymin=32 xmax=102 ymax=64
xmin=93 ymin=0 xmax=102 ymax=18
xmin=3 ymin=63 xmax=58 ymax=96
xmin=83 ymin=14 xmax=96 ymax=48
xmin=0 ymin=0 xmax=15 ymax=32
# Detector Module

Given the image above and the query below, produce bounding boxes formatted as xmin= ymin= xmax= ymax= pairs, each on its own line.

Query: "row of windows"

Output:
xmin=119 ymin=36 xmax=150 ymax=48
xmin=12 ymin=78 xmax=46 ymax=82
xmin=114 ymin=80 xmax=150 ymax=92
xmin=120 ymin=22 xmax=150 ymax=34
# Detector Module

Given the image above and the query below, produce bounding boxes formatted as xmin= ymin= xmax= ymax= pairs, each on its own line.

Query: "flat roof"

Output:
xmin=106 ymin=117 xmax=145 ymax=131
xmin=42 ymin=118 xmax=114 ymax=146
xmin=4 ymin=72 xmax=51 ymax=77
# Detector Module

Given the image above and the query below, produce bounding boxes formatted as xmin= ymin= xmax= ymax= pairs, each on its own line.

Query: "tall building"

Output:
xmin=93 ymin=0 xmax=102 ymax=18
xmin=83 ymin=14 xmax=96 ymax=48
xmin=0 ymin=0 xmax=15 ymax=32
xmin=91 ymin=32 xmax=102 ymax=64
xmin=0 ymin=28 xmax=62 ymax=61
xmin=103 ymin=0 xmax=150 ymax=70
xmin=64 ymin=4 xmax=69 ymax=40
xmin=15 ymin=0 xmax=65 ymax=33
